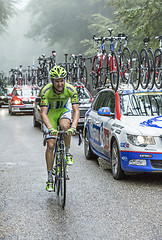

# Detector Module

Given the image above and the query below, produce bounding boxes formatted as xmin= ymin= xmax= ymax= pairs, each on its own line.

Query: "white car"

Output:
xmin=83 ymin=87 xmax=162 ymax=179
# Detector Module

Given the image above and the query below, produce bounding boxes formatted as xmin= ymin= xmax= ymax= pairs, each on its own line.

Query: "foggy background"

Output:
xmin=0 ymin=0 xmax=160 ymax=78
xmin=0 ymin=4 xmax=58 ymax=76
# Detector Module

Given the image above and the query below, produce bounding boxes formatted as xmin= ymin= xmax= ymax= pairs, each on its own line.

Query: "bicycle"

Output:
xmin=115 ymin=33 xmax=131 ymax=84
xmin=77 ymin=54 xmax=92 ymax=86
xmin=90 ymin=35 xmax=108 ymax=89
xmin=37 ymin=54 xmax=49 ymax=87
xmin=91 ymin=28 xmax=120 ymax=92
xmin=59 ymin=53 xmax=70 ymax=81
xmin=154 ymin=35 xmax=162 ymax=89
xmin=9 ymin=68 xmax=18 ymax=86
xmin=68 ymin=54 xmax=79 ymax=83
xmin=43 ymin=129 xmax=82 ymax=208
xmin=48 ymin=50 xmax=57 ymax=70
xmin=139 ymin=37 xmax=150 ymax=89
xmin=142 ymin=37 xmax=156 ymax=90
xmin=130 ymin=48 xmax=141 ymax=90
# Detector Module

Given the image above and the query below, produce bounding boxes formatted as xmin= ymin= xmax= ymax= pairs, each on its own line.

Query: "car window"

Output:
xmin=92 ymin=91 xmax=115 ymax=112
xmin=120 ymin=92 xmax=162 ymax=116
xmin=76 ymin=87 xmax=91 ymax=101
xmin=14 ymin=88 xmax=39 ymax=96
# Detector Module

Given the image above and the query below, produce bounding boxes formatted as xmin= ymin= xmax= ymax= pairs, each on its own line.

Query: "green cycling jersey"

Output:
xmin=40 ymin=82 xmax=79 ymax=129
xmin=40 ymin=82 xmax=79 ymax=109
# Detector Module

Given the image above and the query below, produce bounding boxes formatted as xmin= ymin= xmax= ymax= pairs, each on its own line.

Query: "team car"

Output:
xmin=83 ymin=87 xmax=162 ymax=179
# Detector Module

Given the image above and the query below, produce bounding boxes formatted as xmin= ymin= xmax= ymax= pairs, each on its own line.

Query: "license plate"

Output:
xmin=25 ymin=104 xmax=33 ymax=108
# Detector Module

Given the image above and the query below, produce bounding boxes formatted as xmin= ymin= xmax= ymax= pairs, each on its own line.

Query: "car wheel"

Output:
xmin=84 ymin=129 xmax=97 ymax=160
xmin=33 ymin=115 xmax=40 ymax=127
xmin=111 ymin=140 xmax=125 ymax=180
xmin=9 ymin=107 xmax=14 ymax=115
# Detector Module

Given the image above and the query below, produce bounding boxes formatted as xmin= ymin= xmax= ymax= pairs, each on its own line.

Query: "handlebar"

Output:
xmin=43 ymin=130 xmax=82 ymax=146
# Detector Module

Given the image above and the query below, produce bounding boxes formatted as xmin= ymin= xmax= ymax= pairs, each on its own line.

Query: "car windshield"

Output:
xmin=75 ymin=86 xmax=91 ymax=101
xmin=14 ymin=88 xmax=39 ymax=96
xmin=120 ymin=92 xmax=162 ymax=116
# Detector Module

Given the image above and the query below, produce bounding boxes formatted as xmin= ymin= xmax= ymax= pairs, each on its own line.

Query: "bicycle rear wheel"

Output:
xmin=154 ymin=48 xmax=162 ymax=89
xmin=100 ymin=54 xmax=108 ymax=87
xmin=140 ymin=48 xmax=150 ymax=89
xmin=130 ymin=49 xmax=140 ymax=90
xmin=121 ymin=47 xmax=131 ymax=84
xmin=109 ymin=51 xmax=119 ymax=92
xmin=60 ymin=155 xmax=66 ymax=208
xmin=91 ymin=56 xmax=99 ymax=89
xmin=147 ymin=48 xmax=155 ymax=90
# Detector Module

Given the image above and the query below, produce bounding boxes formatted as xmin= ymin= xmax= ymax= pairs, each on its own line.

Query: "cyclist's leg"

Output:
xmin=43 ymin=120 xmax=57 ymax=191
xmin=59 ymin=109 xmax=74 ymax=165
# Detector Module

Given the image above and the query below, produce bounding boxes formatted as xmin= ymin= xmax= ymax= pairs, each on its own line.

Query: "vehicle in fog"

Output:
xmin=9 ymin=85 xmax=40 ymax=115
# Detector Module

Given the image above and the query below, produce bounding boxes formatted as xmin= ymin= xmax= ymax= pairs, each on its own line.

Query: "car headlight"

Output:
xmin=127 ymin=134 xmax=155 ymax=146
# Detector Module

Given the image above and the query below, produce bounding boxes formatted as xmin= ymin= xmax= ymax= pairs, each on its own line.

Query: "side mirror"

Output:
xmin=98 ymin=107 xmax=114 ymax=117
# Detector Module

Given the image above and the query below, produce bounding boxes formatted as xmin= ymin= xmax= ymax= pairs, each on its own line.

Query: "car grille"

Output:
xmin=22 ymin=100 xmax=34 ymax=104
xmin=71 ymin=109 xmax=88 ymax=118
xmin=80 ymin=109 xmax=88 ymax=118
xmin=150 ymin=160 xmax=162 ymax=169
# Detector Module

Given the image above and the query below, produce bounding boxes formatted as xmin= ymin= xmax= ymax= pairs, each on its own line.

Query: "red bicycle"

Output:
xmin=91 ymin=28 xmax=119 ymax=92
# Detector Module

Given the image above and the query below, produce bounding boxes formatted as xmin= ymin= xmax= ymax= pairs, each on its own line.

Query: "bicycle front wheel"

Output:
xmin=130 ymin=49 xmax=140 ymax=90
xmin=60 ymin=155 xmax=66 ymax=208
xmin=147 ymin=48 xmax=155 ymax=90
xmin=91 ymin=56 xmax=99 ymax=89
xmin=121 ymin=47 xmax=131 ymax=84
xmin=140 ymin=49 xmax=150 ymax=89
xmin=109 ymin=51 xmax=119 ymax=92
xmin=154 ymin=48 xmax=162 ymax=89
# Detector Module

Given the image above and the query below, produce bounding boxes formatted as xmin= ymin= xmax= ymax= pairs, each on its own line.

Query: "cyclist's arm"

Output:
xmin=71 ymin=104 xmax=79 ymax=129
xmin=40 ymin=85 xmax=52 ymax=129
xmin=41 ymin=106 xmax=53 ymax=129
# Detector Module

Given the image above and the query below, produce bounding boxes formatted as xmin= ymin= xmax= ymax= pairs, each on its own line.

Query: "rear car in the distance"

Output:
xmin=8 ymin=85 xmax=40 ymax=115
xmin=83 ymin=88 xmax=162 ymax=179
xmin=72 ymin=84 xmax=93 ymax=128
xmin=0 ymin=88 xmax=8 ymax=107
xmin=0 ymin=86 xmax=14 ymax=107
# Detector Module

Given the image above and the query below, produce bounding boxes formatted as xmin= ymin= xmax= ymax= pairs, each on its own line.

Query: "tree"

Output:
xmin=105 ymin=0 xmax=162 ymax=50
xmin=0 ymin=0 xmax=19 ymax=33
xmin=25 ymin=0 xmax=112 ymax=54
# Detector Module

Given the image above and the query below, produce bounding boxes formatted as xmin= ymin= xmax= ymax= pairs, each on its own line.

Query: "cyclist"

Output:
xmin=40 ymin=65 xmax=79 ymax=192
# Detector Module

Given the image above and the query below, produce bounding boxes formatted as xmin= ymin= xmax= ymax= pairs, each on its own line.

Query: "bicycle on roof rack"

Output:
xmin=37 ymin=54 xmax=49 ymax=87
xmin=154 ymin=35 xmax=162 ymax=89
xmin=91 ymin=28 xmax=120 ymax=92
xmin=77 ymin=54 xmax=92 ymax=87
xmin=141 ymin=37 xmax=156 ymax=90
xmin=115 ymin=33 xmax=131 ymax=85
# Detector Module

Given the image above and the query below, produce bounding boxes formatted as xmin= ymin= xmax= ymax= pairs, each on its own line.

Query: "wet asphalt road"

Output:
xmin=0 ymin=107 xmax=162 ymax=240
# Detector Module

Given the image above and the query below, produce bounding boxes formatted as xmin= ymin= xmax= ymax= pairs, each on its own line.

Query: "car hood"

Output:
xmin=120 ymin=115 xmax=162 ymax=136
xmin=17 ymin=96 xmax=37 ymax=101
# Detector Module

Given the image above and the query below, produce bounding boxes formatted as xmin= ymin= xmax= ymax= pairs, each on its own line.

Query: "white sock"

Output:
xmin=47 ymin=170 xmax=53 ymax=180
xmin=65 ymin=146 xmax=70 ymax=154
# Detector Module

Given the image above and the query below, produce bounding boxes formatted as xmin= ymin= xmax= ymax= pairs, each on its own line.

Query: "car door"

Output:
xmin=89 ymin=89 xmax=115 ymax=159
